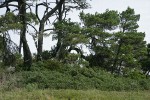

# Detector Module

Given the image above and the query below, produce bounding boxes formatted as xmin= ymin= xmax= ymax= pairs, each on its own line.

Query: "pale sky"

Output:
xmin=1 ymin=0 xmax=150 ymax=53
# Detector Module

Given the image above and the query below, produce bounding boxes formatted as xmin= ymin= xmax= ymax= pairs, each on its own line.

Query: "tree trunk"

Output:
xmin=18 ymin=0 xmax=32 ymax=70
xmin=37 ymin=22 xmax=44 ymax=61
xmin=55 ymin=2 xmax=64 ymax=60
xmin=112 ymin=39 xmax=122 ymax=74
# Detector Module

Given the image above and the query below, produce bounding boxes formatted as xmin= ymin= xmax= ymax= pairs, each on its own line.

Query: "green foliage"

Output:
xmin=79 ymin=7 xmax=146 ymax=75
xmin=80 ymin=10 xmax=120 ymax=30
xmin=139 ymin=79 xmax=150 ymax=90
xmin=26 ymin=12 xmax=39 ymax=25
xmin=64 ymin=53 xmax=89 ymax=67
xmin=52 ymin=19 xmax=88 ymax=59
xmin=41 ymin=50 xmax=53 ymax=60
xmin=43 ymin=59 xmax=62 ymax=71
xmin=120 ymin=7 xmax=140 ymax=32
xmin=1 ymin=65 xmax=148 ymax=91
xmin=0 ymin=12 xmax=22 ymax=32
xmin=141 ymin=58 xmax=150 ymax=73
xmin=53 ymin=20 xmax=88 ymax=50
xmin=65 ymin=53 xmax=79 ymax=62
xmin=25 ymin=83 xmax=38 ymax=92
xmin=124 ymin=69 xmax=146 ymax=80
xmin=141 ymin=44 xmax=150 ymax=74
xmin=110 ymin=7 xmax=146 ymax=74
xmin=79 ymin=10 xmax=120 ymax=69
xmin=31 ymin=59 xmax=62 ymax=71
xmin=0 ymin=4 xmax=149 ymax=94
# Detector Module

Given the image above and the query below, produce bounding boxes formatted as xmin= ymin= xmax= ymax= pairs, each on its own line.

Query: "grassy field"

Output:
xmin=0 ymin=89 xmax=150 ymax=100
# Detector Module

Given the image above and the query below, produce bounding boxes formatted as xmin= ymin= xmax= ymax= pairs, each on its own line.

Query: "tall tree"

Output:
xmin=35 ymin=0 xmax=65 ymax=61
xmin=53 ymin=19 xmax=87 ymax=60
xmin=18 ymin=0 xmax=32 ymax=70
xmin=0 ymin=12 xmax=20 ymax=66
xmin=112 ymin=7 xmax=146 ymax=74
xmin=79 ymin=10 xmax=119 ymax=68
xmin=34 ymin=0 xmax=90 ymax=61
xmin=0 ymin=0 xmax=33 ymax=70
xmin=54 ymin=0 xmax=90 ymax=60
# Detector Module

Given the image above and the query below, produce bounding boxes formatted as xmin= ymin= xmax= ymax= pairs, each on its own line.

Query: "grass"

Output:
xmin=0 ymin=89 xmax=150 ymax=100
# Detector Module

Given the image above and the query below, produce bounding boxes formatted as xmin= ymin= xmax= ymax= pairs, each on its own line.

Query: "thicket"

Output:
xmin=0 ymin=59 xmax=150 ymax=92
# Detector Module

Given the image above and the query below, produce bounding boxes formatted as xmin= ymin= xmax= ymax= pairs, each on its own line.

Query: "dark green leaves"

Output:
xmin=120 ymin=7 xmax=140 ymax=32
xmin=0 ymin=12 xmax=21 ymax=32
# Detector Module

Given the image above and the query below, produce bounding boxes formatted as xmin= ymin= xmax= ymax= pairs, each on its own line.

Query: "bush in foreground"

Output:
xmin=1 ymin=65 xmax=150 ymax=91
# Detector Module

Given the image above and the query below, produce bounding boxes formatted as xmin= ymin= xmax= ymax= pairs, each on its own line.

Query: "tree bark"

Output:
xmin=55 ymin=1 xmax=63 ymax=59
xmin=18 ymin=0 xmax=32 ymax=70
xmin=37 ymin=22 xmax=44 ymax=61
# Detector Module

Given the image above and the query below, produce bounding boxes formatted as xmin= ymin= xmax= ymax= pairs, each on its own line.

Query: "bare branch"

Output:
xmin=43 ymin=0 xmax=65 ymax=22
xmin=26 ymin=22 xmax=38 ymax=33
xmin=43 ymin=28 xmax=54 ymax=32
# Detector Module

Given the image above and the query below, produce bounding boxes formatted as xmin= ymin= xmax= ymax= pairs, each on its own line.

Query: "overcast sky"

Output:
xmin=1 ymin=0 xmax=150 ymax=53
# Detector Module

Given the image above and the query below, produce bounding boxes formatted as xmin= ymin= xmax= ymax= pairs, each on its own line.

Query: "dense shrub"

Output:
xmin=1 ymin=65 xmax=150 ymax=91
xmin=31 ymin=59 xmax=63 ymax=71
xmin=43 ymin=59 xmax=63 ymax=70
xmin=139 ymin=79 xmax=150 ymax=90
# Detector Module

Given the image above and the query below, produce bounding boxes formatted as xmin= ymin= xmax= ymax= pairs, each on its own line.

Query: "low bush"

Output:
xmin=31 ymin=59 xmax=63 ymax=71
xmin=1 ymin=64 xmax=150 ymax=91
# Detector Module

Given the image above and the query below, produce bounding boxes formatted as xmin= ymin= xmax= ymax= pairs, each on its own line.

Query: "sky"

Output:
xmin=1 ymin=0 xmax=150 ymax=53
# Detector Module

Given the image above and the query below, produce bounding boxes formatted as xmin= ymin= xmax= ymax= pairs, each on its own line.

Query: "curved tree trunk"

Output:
xmin=18 ymin=0 xmax=32 ymax=70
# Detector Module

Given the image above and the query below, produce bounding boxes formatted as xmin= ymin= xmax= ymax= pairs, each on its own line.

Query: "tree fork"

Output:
xmin=37 ymin=0 xmax=65 ymax=61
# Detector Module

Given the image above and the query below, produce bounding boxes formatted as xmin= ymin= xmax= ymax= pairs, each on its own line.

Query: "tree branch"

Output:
xmin=43 ymin=0 xmax=65 ymax=22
